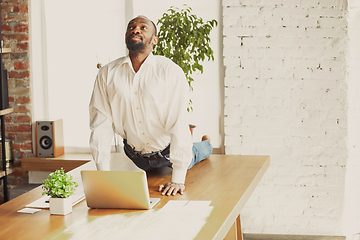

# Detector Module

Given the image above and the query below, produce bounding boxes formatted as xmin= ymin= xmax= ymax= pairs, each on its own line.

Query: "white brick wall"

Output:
xmin=343 ymin=0 xmax=360 ymax=239
xmin=223 ymin=0 xmax=348 ymax=235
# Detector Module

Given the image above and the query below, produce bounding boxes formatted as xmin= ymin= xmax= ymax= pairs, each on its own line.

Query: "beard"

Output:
xmin=126 ymin=41 xmax=145 ymax=52
xmin=126 ymin=34 xmax=152 ymax=52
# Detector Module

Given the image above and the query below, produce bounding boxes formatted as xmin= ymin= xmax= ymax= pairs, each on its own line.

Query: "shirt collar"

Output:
xmin=122 ymin=52 xmax=156 ymax=69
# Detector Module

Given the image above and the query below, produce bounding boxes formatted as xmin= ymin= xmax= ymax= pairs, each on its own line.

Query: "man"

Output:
xmin=89 ymin=15 xmax=212 ymax=196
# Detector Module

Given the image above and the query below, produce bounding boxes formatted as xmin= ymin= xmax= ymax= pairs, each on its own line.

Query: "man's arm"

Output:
xmin=89 ymin=107 xmax=113 ymax=170
xmin=161 ymin=64 xmax=193 ymax=196
xmin=89 ymin=70 xmax=114 ymax=170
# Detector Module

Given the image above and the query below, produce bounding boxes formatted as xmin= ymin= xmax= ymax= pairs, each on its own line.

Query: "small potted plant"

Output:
xmin=42 ymin=167 xmax=78 ymax=215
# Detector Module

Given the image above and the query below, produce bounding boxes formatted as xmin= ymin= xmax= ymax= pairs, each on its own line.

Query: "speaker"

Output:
xmin=36 ymin=119 xmax=64 ymax=158
xmin=0 ymin=68 xmax=9 ymax=110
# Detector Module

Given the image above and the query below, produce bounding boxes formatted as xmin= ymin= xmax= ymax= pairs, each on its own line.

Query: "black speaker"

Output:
xmin=0 ymin=68 xmax=9 ymax=110
xmin=36 ymin=119 xmax=64 ymax=158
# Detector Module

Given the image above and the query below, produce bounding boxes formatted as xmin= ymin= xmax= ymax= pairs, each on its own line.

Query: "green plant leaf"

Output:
xmin=42 ymin=167 xmax=78 ymax=198
xmin=153 ymin=5 xmax=217 ymax=109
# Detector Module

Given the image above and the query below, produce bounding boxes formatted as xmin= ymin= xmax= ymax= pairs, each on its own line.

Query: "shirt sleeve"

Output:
xmin=165 ymin=65 xmax=193 ymax=184
xmin=89 ymin=69 xmax=114 ymax=171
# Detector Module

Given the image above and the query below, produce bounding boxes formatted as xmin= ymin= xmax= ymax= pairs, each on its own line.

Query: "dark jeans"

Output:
xmin=123 ymin=140 xmax=212 ymax=171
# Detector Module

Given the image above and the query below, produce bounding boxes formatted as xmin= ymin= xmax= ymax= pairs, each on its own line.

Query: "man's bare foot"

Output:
xmin=202 ymin=135 xmax=210 ymax=143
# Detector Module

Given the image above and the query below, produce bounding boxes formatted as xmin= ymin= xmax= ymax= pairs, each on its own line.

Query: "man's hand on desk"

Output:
xmin=158 ymin=182 xmax=185 ymax=196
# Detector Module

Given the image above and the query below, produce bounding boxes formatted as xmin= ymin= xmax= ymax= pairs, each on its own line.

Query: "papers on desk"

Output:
xmin=50 ymin=200 xmax=213 ymax=240
xmin=25 ymin=194 xmax=85 ymax=209
xmin=17 ymin=208 xmax=42 ymax=214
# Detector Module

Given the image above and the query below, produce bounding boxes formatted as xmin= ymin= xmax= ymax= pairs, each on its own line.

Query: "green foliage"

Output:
xmin=42 ymin=168 xmax=78 ymax=198
xmin=153 ymin=5 xmax=218 ymax=92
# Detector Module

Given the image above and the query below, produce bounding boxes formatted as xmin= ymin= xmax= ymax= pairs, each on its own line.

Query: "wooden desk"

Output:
xmin=0 ymin=153 xmax=269 ymax=240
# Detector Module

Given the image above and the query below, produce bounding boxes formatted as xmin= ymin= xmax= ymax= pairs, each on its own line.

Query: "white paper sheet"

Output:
xmin=50 ymin=200 xmax=213 ymax=240
xmin=17 ymin=208 xmax=42 ymax=214
xmin=25 ymin=194 xmax=85 ymax=209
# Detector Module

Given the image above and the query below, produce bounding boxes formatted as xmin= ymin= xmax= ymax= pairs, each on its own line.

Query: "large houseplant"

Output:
xmin=153 ymin=5 xmax=217 ymax=111
xmin=42 ymin=168 xmax=78 ymax=215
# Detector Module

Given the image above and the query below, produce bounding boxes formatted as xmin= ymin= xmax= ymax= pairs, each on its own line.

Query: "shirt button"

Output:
xmin=142 ymin=133 xmax=145 ymax=135
xmin=139 ymin=121 xmax=142 ymax=123
xmin=134 ymin=92 xmax=138 ymax=95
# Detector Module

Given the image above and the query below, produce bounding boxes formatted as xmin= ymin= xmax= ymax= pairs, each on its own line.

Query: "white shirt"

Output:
xmin=89 ymin=53 xmax=193 ymax=184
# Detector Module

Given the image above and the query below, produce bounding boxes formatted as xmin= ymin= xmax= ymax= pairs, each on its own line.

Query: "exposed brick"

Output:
xmin=18 ymin=150 xmax=33 ymax=159
xmin=12 ymin=132 xmax=32 ymax=141
xmin=12 ymin=5 xmax=21 ymax=13
xmin=9 ymin=33 xmax=29 ymax=42
xmin=2 ymin=0 xmax=28 ymax=4
xmin=13 ymin=142 xmax=31 ymax=151
xmin=16 ymin=42 xmax=28 ymax=51
xmin=15 ymin=96 xmax=30 ymax=104
xmin=20 ymin=5 xmax=28 ymax=13
xmin=12 ymin=4 xmax=28 ymax=13
xmin=1 ymin=23 xmax=12 ymax=32
xmin=10 ymin=52 xmax=28 ymax=59
xmin=15 ymin=79 xmax=30 ymax=88
xmin=12 ymin=143 xmax=21 ymax=150
xmin=14 ymin=114 xmax=30 ymax=123
xmin=18 ymin=124 xmax=31 ymax=132
xmin=8 ymin=70 xmax=29 ymax=78
xmin=0 ymin=0 xmax=30 ymax=200
xmin=2 ymin=12 xmax=29 ymax=23
xmin=4 ymin=115 xmax=13 ymax=123
xmin=10 ymin=169 xmax=28 ymax=177
xmin=6 ymin=132 xmax=16 ymax=140
xmin=0 ymin=4 xmax=13 ymax=14
xmin=13 ymin=23 xmax=28 ymax=33
xmin=13 ymin=105 xmax=30 ymax=113
xmin=14 ymin=61 xmax=28 ymax=70
xmin=6 ymin=123 xmax=31 ymax=133
xmin=9 ymin=87 xmax=30 ymax=95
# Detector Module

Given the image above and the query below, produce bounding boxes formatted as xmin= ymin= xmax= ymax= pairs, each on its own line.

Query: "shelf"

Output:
xmin=0 ymin=108 xmax=14 ymax=178
xmin=0 ymin=168 xmax=15 ymax=179
xmin=22 ymin=153 xmax=92 ymax=172
xmin=0 ymin=108 xmax=13 ymax=116
xmin=0 ymin=108 xmax=13 ymax=202
xmin=1 ymin=48 xmax=11 ymax=54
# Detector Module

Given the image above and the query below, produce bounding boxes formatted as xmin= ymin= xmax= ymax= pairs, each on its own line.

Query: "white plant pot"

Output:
xmin=49 ymin=197 xmax=72 ymax=215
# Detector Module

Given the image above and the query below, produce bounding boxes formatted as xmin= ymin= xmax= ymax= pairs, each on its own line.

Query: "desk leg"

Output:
xmin=224 ymin=215 xmax=243 ymax=240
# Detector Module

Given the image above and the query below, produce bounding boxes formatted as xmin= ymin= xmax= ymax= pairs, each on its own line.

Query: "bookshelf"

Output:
xmin=0 ymin=108 xmax=13 ymax=202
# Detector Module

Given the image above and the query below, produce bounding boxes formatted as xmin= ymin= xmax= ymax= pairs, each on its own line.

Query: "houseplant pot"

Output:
xmin=42 ymin=167 xmax=78 ymax=215
xmin=49 ymin=196 xmax=72 ymax=215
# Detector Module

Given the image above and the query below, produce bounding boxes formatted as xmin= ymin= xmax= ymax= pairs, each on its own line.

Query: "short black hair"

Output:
xmin=130 ymin=15 xmax=157 ymax=36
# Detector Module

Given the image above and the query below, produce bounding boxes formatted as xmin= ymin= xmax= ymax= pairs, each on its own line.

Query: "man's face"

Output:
xmin=125 ymin=17 xmax=157 ymax=52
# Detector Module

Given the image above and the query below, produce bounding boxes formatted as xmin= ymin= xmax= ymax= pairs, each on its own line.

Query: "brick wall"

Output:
xmin=1 ymin=0 xmax=31 ymax=200
xmin=223 ymin=0 xmax=347 ymax=235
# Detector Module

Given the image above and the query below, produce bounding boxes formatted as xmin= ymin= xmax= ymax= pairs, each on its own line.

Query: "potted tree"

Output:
xmin=153 ymin=5 xmax=218 ymax=112
xmin=42 ymin=167 xmax=78 ymax=215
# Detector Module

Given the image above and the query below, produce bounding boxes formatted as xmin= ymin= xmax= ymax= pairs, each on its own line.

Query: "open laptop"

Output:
xmin=80 ymin=170 xmax=160 ymax=210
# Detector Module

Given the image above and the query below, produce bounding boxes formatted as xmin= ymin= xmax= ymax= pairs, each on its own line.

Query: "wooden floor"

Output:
xmin=244 ymin=234 xmax=345 ymax=240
